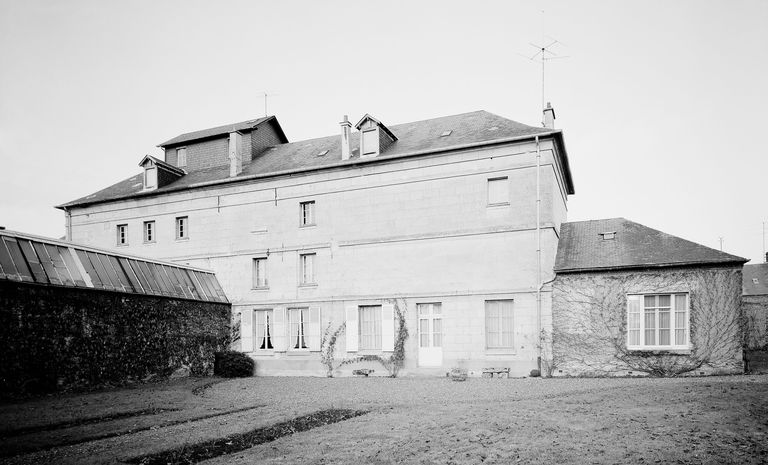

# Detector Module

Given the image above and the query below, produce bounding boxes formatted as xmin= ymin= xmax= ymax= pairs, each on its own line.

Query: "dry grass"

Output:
xmin=1 ymin=375 xmax=767 ymax=464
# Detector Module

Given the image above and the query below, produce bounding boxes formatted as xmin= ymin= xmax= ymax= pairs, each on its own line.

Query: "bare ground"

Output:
xmin=1 ymin=374 xmax=767 ymax=464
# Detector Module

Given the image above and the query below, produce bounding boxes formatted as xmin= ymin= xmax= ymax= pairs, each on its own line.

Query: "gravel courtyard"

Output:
xmin=1 ymin=375 xmax=767 ymax=464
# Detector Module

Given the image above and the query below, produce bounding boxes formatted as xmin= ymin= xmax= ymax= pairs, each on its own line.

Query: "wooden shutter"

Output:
xmin=272 ymin=307 xmax=287 ymax=352
xmin=241 ymin=310 xmax=253 ymax=352
xmin=308 ymin=306 xmax=321 ymax=351
xmin=382 ymin=303 xmax=395 ymax=352
xmin=345 ymin=304 xmax=358 ymax=352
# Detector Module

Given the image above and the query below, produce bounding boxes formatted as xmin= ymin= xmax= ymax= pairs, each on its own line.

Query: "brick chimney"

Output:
xmin=543 ymin=102 xmax=556 ymax=129
xmin=340 ymin=115 xmax=351 ymax=160
xmin=228 ymin=131 xmax=243 ymax=177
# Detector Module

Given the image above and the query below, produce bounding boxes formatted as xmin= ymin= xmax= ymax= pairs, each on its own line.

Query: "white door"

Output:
xmin=417 ymin=303 xmax=443 ymax=367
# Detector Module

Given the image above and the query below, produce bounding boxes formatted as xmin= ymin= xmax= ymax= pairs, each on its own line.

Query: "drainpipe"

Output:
xmin=535 ymin=136 xmax=541 ymax=371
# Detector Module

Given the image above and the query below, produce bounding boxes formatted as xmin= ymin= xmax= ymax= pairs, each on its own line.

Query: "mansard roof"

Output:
xmin=157 ymin=115 xmax=287 ymax=147
xmin=58 ymin=110 xmax=572 ymax=209
xmin=554 ymin=218 xmax=748 ymax=273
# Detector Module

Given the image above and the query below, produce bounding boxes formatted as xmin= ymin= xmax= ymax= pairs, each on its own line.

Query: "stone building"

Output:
xmin=743 ymin=263 xmax=768 ymax=372
xmin=57 ymin=108 xmax=574 ymax=376
xmin=551 ymin=218 xmax=747 ymax=377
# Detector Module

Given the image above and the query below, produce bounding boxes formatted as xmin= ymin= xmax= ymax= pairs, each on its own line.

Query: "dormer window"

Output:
xmin=176 ymin=147 xmax=187 ymax=167
xmin=355 ymin=114 xmax=398 ymax=158
xmin=144 ymin=165 xmax=157 ymax=189
xmin=599 ymin=231 xmax=616 ymax=241
xmin=362 ymin=129 xmax=378 ymax=156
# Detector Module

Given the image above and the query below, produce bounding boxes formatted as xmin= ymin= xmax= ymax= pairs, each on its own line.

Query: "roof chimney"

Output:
xmin=228 ymin=131 xmax=243 ymax=177
xmin=543 ymin=102 xmax=556 ymax=129
xmin=340 ymin=115 xmax=351 ymax=160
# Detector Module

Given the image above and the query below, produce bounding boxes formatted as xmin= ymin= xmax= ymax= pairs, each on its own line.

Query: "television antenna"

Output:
xmin=258 ymin=91 xmax=280 ymax=117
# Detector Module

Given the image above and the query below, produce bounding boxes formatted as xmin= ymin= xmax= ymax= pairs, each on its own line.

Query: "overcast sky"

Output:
xmin=1 ymin=0 xmax=766 ymax=263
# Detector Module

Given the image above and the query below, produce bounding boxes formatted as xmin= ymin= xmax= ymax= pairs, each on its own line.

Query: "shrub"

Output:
xmin=214 ymin=351 xmax=254 ymax=378
xmin=529 ymin=369 xmax=541 ymax=378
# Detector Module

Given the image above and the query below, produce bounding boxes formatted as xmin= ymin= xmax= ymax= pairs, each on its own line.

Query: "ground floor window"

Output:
xmin=485 ymin=300 xmax=513 ymax=349
xmin=254 ymin=309 xmax=273 ymax=350
xmin=418 ymin=303 xmax=442 ymax=348
xmin=289 ymin=307 xmax=309 ymax=350
xmin=359 ymin=305 xmax=382 ymax=350
xmin=627 ymin=293 xmax=688 ymax=350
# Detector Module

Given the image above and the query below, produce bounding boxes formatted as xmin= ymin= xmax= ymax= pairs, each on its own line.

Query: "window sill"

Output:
xmin=485 ymin=348 xmax=516 ymax=355
xmin=299 ymin=224 xmax=317 ymax=229
xmin=251 ymin=286 xmax=269 ymax=291
xmin=175 ymin=237 xmax=190 ymax=242
xmin=251 ymin=350 xmax=275 ymax=356
xmin=298 ymin=283 xmax=318 ymax=288
xmin=287 ymin=350 xmax=312 ymax=356
xmin=487 ymin=202 xmax=510 ymax=208
xmin=142 ymin=241 xmax=156 ymax=245
xmin=627 ymin=348 xmax=692 ymax=355
xmin=116 ymin=243 xmax=128 ymax=247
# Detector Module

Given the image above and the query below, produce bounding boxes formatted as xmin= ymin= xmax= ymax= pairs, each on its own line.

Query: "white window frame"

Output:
xmin=362 ymin=129 xmax=378 ymax=155
xmin=487 ymin=177 xmax=509 ymax=206
xmin=116 ymin=224 xmax=128 ymax=246
xmin=252 ymin=257 xmax=268 ymax=288
xmin=144 ymin=166 xmax=157 ymax=189
xmin=417 ymin=303 xmax=442 ymax=349
xmin=299 ymin=253 xmax=316 ymax=286
xmin=288 ymin=307 xmax=309 ymax=351
xmin=627 ymin=293 xmax=690 ymax=351
xmin=143 ymin=221 xmax=155 ymax=243
xmin=358 ymin=305 xmax=382 ymax=351
xmin=176 ymin=147 xmax=187 ymax=167
xmin=254 ymin=309 xmax=274 ymax=351
xmin=485 ymin=300 xmax=514 ymax=350
xmin=299 ymin=201 xmax=315 ymax=227
xmin=175 ymin=216 xmax=188 ymax=240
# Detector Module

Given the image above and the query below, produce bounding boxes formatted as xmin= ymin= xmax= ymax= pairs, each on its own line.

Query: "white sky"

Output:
xmin=1 ymin=0 xmax=766 ymax=263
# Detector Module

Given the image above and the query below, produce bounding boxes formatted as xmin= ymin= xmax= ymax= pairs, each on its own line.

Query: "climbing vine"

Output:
xmin=319 ymin=322 xmax=346 ymax=377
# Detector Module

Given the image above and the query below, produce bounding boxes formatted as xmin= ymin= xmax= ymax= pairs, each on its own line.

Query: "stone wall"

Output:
xmin=552 ymin=266 xmax=744 ymax=377
xmin=744 ymin=294 xmax=768 ymax=350
xmin=0 ymin=280 xmax=231 ymax=396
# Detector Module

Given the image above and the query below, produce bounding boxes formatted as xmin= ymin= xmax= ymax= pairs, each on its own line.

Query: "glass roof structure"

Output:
xmin=0 ymin=229 xmax=227 ymax=303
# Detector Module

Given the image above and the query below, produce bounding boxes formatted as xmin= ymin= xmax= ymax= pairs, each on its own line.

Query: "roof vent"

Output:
xmin=317 ymin=150 xmax=329 ymax=157
xmin=599 ymin=231 xmax=616 ymax=241
xmin=440 ymin=130 xmax=452 ymax=137
xmin=488 ymin=126 xmax=499 ymax=131
xmin=753 ymin=278 xmax=760 ymax=285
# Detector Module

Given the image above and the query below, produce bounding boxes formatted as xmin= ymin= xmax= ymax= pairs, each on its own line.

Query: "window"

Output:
xmin=487 ymin=177 xmax=509 ymax=205
xmin=300 ymin=201 xmax=315 ymax=226
xmin=627 ymin=293 xmax=689 ymax=350
xmin=418 ymin=303 xmax=442 ymax=348
xmin=252 ymin=258 xmax=267 ymax=288
xmin=175 ymin=216 xmax=188 ymax=240
xmin=359 ymin=305 xmax=382 ymax=350
xmin=362 ymin=129 xmax=377 ymax=155
xmin=144 ymin=166 xmax=157 ymax=189
xmin=143 ymin=221 xmax=155 ymax=243
xmin=299 ymin=253 xmax=315 ymax=285
xmin=485 ymin=300 xmax=513 ymax=349
xmin=176 ymin=147 xmax=187 ymax=167
xmin=116 ymin=224 xmax=128 ymax=246
xmin=254 ymin=309 xmax=274 ymax=350
xmin=289 ymin=308 xmax=309 ymax=350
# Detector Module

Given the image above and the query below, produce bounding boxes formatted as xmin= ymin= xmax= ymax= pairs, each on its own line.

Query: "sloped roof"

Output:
xmin=554 ymin=218 xmax=748 ymax=273
xmin=139 ymin=155 xmax=185 ymax=175
xmin=744 ymin=263 xmax=768 ymax=295
xmin=59 ymin=111 xmax=569 ymax=209
xmin=157 ymin=116 xmax=284 ymax=147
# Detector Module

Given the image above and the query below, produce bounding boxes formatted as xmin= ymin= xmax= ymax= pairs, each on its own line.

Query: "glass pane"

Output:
xmin=675 ymin=329 xmax=686 ymax=345
xmin=418 ymin=304 xmax=429 ymax=316
xmin=58 ymin=247 xmax=86 ymax=287
xmin=659 ymin=310 xmax=670 ymax=329
xmin=108 ymin=255 xmax=133 ymax=292
xmin=675 ymin=294 xmax=687 ymax=312
xmin=187 ymin=270 xmax=210 ymax=300
xmin=433 ymin=318 xmax=442 ymax=348
xmin=419 ymin=319 xmax=429 ymax=347
xmin=206 ymin=273 xmax=227 ymax=301
xmin=644 ymin=295 xmax=655 ymax=308
xmin=4 ymin=237 xmax=34 ymax=282
xmin=146 ymin=263 xmax=171 ymax=295
xmin=74 ymin=249 xmax=99 ymax=288
xmin=0 ymin=238 xmax=18 ymax=277
xmin=136 ymin=261 xmax=161 ymax=295
xmin=193 ymin=271 xmax=217 ymax=301
xmin=18 ymin=240 xmax=48 ymax=283
xmin=659 ymin=329 xmax=670 ymax=345
xmin=86 ymin=252 xmax=114 ymax=290
xmin=645 ymin=329 xmax=655 ymax=346
xmin=118 ymin=258 xmax=144 ymax=292
xmin=629 ymin=313 xmax=640 ymax=330
xmin=629 ymin=329 xmax=640 ymax=346
xmin=675 ymin=311 xmax=686 ymax=330
xmin=45 ymin=244 xmax=74 ymax=286
xmin=97 ymin=253 xmax=122 ymax=290
xmin=658 ymin=295 xmax=671 ymax=307
xmin=162 ymin=266 xmax=184 ymax=297
xmin=644 ymin=309 xmax=656 ymax=345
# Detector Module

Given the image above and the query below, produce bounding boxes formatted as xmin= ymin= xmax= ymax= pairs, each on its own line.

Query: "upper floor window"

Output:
xmin=144 ymin=166 xmax=157 ymax=189
xmin=487 ymin=177 xmax=509 ymax=206
xmin=176 ymin=147 xmax=187 ymax=168
xmin=627 ymin=294 xmax=689 ymax=350
xmin=175 ymin=216 xmax=188 ymax=240
xmin=300 ymin=201 xmax=315 ymax=227
xmin=143 ymin=221 xmax=155 ymax=243
xmin=299 ymin=253 xmax=315 ymax=285
xmin=485 ymin=300 xmax=513 ymax=349
xmin=252 ymin=257 xmax=267 ymax=288
xmin=116 ymin=224 xmax=128 ymax=246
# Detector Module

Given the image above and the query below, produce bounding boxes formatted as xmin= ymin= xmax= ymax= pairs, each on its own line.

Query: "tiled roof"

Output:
xmin=744 ymin=263 xmax=768 ymax=295
xmin=157 ymin=116 xmax=276 ymax=147
xmin=554 ymin=218 xmax=748 ymax=273
xmin=59 ymin=111 xmax=571 ymax=209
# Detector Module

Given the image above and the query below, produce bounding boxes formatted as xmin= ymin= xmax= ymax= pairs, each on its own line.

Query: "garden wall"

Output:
xmin=551 ymin=266 xmax=744 ymax=377
xmin=0 ymin=280 xmax=231 ymax=396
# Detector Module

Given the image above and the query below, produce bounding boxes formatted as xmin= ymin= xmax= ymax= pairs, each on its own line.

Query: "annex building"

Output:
xmin=58 ymin=108 xmax=575 ymax=376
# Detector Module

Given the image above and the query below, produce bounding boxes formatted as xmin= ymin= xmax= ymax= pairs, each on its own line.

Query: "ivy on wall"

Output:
xmin=0 ymin=281 xmax=231 ymax=396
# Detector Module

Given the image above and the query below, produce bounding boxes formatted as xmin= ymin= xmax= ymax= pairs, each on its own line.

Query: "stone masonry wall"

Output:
xmin=552 ymin=266 xmax=744 ymax=377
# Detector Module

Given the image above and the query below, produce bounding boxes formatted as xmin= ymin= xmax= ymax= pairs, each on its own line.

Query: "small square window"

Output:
xmin=177 ymin=148 xmax=187 ymax=167
xmin=487 ymin=177 xmax=509 ymax=206
xmin=116 ymin=224 xmax=128 ymax=246
xmin=143 ymin=221 xmax=155 ymax=243
xmin=299 ymin=253 xmax=315 ymax=285
xmin=300 ymin=201 xmax=315 ymax=227
xmin=175 ymin=216 xmax=188 ymax=240
xmin=253 ymin=258 xmax=267 ymax=288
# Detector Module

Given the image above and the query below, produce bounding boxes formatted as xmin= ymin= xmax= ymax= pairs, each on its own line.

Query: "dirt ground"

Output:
xmin=1 ymin=374 xmax=767 ymax=464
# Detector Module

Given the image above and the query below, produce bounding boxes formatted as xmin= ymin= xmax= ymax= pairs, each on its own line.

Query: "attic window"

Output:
xmin=143 ymin=165 xmax=157 ymax=189
xmin=599 ymin=231 xmax=616 ymax=241
xmin=440 ymin=130 xmax=452 ymax=137
xmin=317 ymin=150 xmax=329 ymax=157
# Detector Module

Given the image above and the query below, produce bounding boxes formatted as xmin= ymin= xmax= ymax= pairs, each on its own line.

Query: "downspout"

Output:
xmin=536 ymin=136 xmax=541 ymax=371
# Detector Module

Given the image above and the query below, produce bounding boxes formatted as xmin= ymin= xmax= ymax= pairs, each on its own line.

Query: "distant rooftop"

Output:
xmin=0 ymin=229 xmax=228 ymax=303
xmin=744 ymin=263 xmax=768 ymax=296
xmin=555 ymin=218 xmax=748 ymax=273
